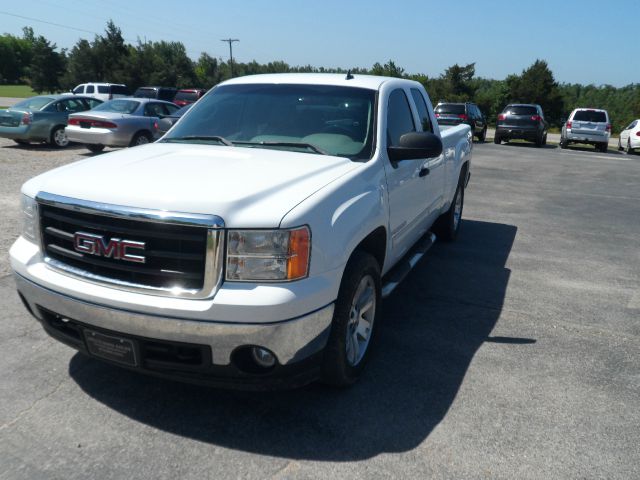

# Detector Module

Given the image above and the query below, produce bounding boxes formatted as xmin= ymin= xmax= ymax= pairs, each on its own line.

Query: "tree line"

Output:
xmin=1 ymin=21 xmax=638 ymax=132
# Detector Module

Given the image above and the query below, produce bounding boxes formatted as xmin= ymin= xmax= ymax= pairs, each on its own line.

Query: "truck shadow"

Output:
xmin=69 ymin=219 xmax=520 ymax=461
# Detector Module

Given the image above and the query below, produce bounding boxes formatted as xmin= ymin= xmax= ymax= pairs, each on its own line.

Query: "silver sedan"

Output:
xmin=65 ymin=98 xmax=180 ymax=152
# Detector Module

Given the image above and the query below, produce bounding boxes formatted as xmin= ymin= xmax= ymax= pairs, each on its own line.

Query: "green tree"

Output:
xmin=28 ymin=35 xmax=65 ymax=93
xmin=507 ymin=60 xmax=564 ymax=124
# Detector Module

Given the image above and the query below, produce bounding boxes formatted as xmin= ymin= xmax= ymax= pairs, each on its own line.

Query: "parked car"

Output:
xmin=434 ymin=102 xmax=487 ymax=141
xmin=157 ymin=103 xmax=193 ymax=136
xmin=11 ymin=73 xmax=472 ymax=388
xmin=495 ymin=104 xmax=548 ymax=147
xmin=173 ymin=89 xmax=207 ymax=107
xmin=133 ymin=86 xmax=178 ymax=102
xmin=71 ymin=83 xmax=130 ymax=102
xmin=560 ymin=108 xmax=611 ymax=152
xmin=618 ymin=119 xmax=640 ymax=154
xmin=65 ymin=98 xmax=180 ymax=152
xmin=0 ymin=95 xmax=102 ymax=148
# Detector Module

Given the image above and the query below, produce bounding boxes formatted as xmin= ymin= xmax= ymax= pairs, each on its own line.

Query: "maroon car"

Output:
xmin=173 ymin=89 xmax=207 ymax=107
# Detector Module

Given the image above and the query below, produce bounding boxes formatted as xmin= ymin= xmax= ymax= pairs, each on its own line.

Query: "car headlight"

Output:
xmin=21 ymin=194 xmax=40 ymax=245
xmin=226 ymin=226 xmax=310 ymax=281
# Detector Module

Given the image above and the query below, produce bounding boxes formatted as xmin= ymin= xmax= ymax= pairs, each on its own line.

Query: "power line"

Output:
xmin=0 ymin=10 xmax=97 ymax=35
xmin=221 ymin=38 xmax=239 ymax=77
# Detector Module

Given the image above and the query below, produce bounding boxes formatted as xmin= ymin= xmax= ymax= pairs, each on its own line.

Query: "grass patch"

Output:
xmin=0 ymin=85 xmax=37 ymax=98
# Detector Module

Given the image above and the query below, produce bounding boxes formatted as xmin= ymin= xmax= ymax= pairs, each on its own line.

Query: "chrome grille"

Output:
xmin=36 ymin=192 xmax=224 ymax=299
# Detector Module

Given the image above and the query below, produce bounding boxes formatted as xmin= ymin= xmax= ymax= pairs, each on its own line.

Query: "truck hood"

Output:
xmin=23 ymin=143 xmax=359 ymax=228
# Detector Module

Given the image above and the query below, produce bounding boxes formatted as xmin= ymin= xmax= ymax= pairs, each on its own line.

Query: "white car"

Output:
xmin=11 ymin=73 xmax=472 ymax=388
xmin=560 ymin=108 xmax=611 ymax=152
xmin=618 ymin=119 xmax=640 ymax=154
xmin=71 ymin=83 xmax=130 ymax=102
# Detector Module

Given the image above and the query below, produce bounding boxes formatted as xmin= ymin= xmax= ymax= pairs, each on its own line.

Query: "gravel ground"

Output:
xmin=1 ymin=137 xmax=639 ymax=479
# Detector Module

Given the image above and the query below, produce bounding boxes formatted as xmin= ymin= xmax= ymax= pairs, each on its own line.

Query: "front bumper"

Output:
xmin=15 ymin=273 xmax=334 ymax=388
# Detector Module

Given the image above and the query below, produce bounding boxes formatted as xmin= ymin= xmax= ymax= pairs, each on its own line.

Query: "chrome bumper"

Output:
xmin=15 ymin=273 xmax=334 ymax=366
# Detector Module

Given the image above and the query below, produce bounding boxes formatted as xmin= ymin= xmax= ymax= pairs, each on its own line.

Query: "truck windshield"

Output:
xmin=163 ymin=84 xmax=377 ymax=160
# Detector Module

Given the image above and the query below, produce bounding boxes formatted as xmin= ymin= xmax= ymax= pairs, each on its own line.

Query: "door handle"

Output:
xmin=419 ymin=166 xmax=430 ymax=177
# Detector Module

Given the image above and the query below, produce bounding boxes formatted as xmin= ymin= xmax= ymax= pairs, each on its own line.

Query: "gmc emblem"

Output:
xmin=73 ymin=232 xmax=146 ymax=264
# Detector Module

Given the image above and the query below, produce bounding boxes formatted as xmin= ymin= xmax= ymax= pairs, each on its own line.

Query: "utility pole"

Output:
xmin=220 ymin=38 xmax=239 ymax=77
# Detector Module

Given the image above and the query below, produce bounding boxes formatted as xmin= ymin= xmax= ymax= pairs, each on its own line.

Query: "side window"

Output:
xmin=144 ymin=103 xmax=164 ymax=117
xmin=86 ymin=85 xmax=95 ymax=94
xmin=85 ymin=98 xmax=102 ymax=109
xmin=72 ymin=85 xmax=84 ymax=94
xmin=165 ymin=104 xmax=179 ymax=115
xmin=387 ymin=89 xmax=416 ymax=147
xmin=410 ymin=88 xmax=433 ymax=133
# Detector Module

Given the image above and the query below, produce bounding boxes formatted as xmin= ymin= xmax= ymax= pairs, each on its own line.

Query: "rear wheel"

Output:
xmin=625 ymin=139 xmax=632 ymax=154
xmin=50 ymin=126 xmax=69 ymax=148
xmin=130 ymin=131 xmax=152 ymax=147
xmin=322 ymin=251 xmax=381 ymax=387
xmin=477 ymin=126 xmax=487 ymax=142
xmin=599 ymin=143 xmax=608 ymax=153
xmin=493 ymin=135 xmax=501 ymax=144
xmin=618 ymin=138 xmax=623 ymax=151
xmin=535 ymin=133 xmax=543 ymax=148
xmin=86 ymin=144 xmax=105 ymax=153
xmin=559 ymin=137 xmax=568 ymax=149
xmin=434 ymin=181 xmax=464 ymax=242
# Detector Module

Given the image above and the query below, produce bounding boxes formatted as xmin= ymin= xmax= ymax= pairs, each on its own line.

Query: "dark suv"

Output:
xmin=133 ymin=86 xmax=178 ymax=102
xmin=435 ymin=102 xmax=487 ymax=141
xmin=495 ymin=104 xmax=548 ymax=147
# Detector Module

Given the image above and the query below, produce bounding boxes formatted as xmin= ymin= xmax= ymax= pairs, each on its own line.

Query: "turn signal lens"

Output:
xmin=287 ymin=227 xmax=310 ymax=280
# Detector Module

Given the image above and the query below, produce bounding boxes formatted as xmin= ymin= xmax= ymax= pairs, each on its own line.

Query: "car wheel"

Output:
xmin=322 ymin=251 xmax=381 ymax=387
xmin=50 ymin=126 xmax=69 ymax=148
xmin=535 ymin=134 xmax=543 ymax=148
xmin=434 ymin=181 xmax=464 ymax=242
xmin=130 ymin=132 xmax=152 ymax=147
xmin=86 ymin=144 xmax=105 ymax=153
xmin=599 ymin=143 xmax=608 ymax=153
xmin=559 ymin=137 xmax=568 ymax=149
xmin=493 ymin=135 xmax=501 ymax=144
xmin=618 ymin=138 xmax=623 ymax=151
xmin=477 ymin=126 xmax=486 ymax=142
xmin=625 ymin=139 xmax=631 ymax=154
xmin=542 ymin=133 xmax=547 ymax=146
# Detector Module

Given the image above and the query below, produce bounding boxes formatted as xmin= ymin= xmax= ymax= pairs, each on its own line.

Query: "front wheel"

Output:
xmin=50 ymin=126 xmax=69 ymax=148
xmin=322 ymin=251 xmax=381 ymax=387
xmin=130 ymin=131 xmax=152 ymax=147
xmin=434 ymin=182 xmax=464 ymax=242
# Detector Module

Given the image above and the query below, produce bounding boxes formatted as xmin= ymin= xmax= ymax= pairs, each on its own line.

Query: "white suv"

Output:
xmin=560 ymin=108 xmax=611 ymax=152
xmin=71 ymin=83 xmax=130 ymax=102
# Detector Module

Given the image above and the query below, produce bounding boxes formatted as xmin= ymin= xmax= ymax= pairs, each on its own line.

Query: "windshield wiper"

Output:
xmin=233 ymin=141 xmax=330 ymax=156
xmin=164 ymin=135 xmax=233 ymax=146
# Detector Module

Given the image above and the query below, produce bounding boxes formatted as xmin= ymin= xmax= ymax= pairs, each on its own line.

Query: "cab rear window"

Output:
xmin=436 ymin=104 xmax=465 ymax=114
xmin=573 ymin=110 xmax=607 ymax=122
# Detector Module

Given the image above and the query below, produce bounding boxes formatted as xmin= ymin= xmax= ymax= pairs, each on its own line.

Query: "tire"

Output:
xmin=130 ymin=131 xmax=152 ymax=147
xmin=50 ymin=126 xmax=69 ymax=148
xmin=86 ymin=144 xmax=105 ymax=153
xmin=434 ymin=181 xmax=464 ymax=242
xmin=493 ymin=135 xmax=501 ymax=144
xmin=618 ymin=138 xmax=623 ymax=151
xmin=599 ymin=143 xmax=608 ymax=153
xmin=535 ymin=134 xmax=543 ymax=148
xmin=542 ymin=133 xmax=547 ymax=146
xmin=321 ymin=251 xmax=381 ymax=387
xmin=559 ymin=137 xmax=568 ymax=149
xmin=625 ymin=139 xmax=631 ymax=154
xmin=477 ymin=126 xmax=486 ymax=142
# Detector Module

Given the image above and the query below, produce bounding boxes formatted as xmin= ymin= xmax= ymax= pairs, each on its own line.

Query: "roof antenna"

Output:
xmin=345 ymin=70 xmax=354 ymax=80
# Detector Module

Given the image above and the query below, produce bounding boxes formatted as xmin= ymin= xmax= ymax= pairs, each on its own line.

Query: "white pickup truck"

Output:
xmin=10 ymin=74 xmax=472 ymax=388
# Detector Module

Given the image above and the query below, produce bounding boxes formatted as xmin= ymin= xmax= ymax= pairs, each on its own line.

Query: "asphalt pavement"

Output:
xmin=0 ymin=138 xmax=638 ymax=479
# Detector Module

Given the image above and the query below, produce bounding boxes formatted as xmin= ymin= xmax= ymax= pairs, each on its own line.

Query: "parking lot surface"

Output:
xmin=0 ymin=138 xmax=638 ymax=479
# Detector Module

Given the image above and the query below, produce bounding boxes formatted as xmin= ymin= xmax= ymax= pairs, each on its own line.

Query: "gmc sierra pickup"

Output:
xmin=10 ymin=73 xmax=472 ymax=388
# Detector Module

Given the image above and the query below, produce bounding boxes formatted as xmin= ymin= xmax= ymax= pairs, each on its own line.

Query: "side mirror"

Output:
xmin=388 ymin=132 xmax=443 ymax=162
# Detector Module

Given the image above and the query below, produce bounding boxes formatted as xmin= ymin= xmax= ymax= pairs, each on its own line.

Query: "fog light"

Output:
xmin=251 ymin=347 xmax=276 ymax=368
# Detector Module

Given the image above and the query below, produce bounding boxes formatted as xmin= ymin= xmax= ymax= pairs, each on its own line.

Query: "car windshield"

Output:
xmin=506 ymin=106 xmax=537 ymax=115
xmin=92 ymin=99 xmax=140 ymax=114
xmin=13 ymin=96 xmax=54 ymax=110
xmin=435 ymin=104 xmax=465 ymax=115
xmin=163 ymin=84 xmax=376 ymax=160
xmin=573 ymin=110 xmax=607 ymax=122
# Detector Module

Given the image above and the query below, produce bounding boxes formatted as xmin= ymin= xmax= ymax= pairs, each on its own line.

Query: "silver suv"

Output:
xmin=560 ymin=108 xmax=611 ymax=152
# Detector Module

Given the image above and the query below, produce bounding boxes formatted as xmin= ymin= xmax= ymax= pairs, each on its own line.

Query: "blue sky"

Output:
xmin=1 ymin=0 xmax=638 ymax=86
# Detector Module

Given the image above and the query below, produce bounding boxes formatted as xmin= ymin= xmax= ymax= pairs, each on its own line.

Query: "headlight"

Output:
xmin=226 ymin=226 xmax=310 ymax=281
xmin=21 ymin=194 xmax=40 ymax=245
